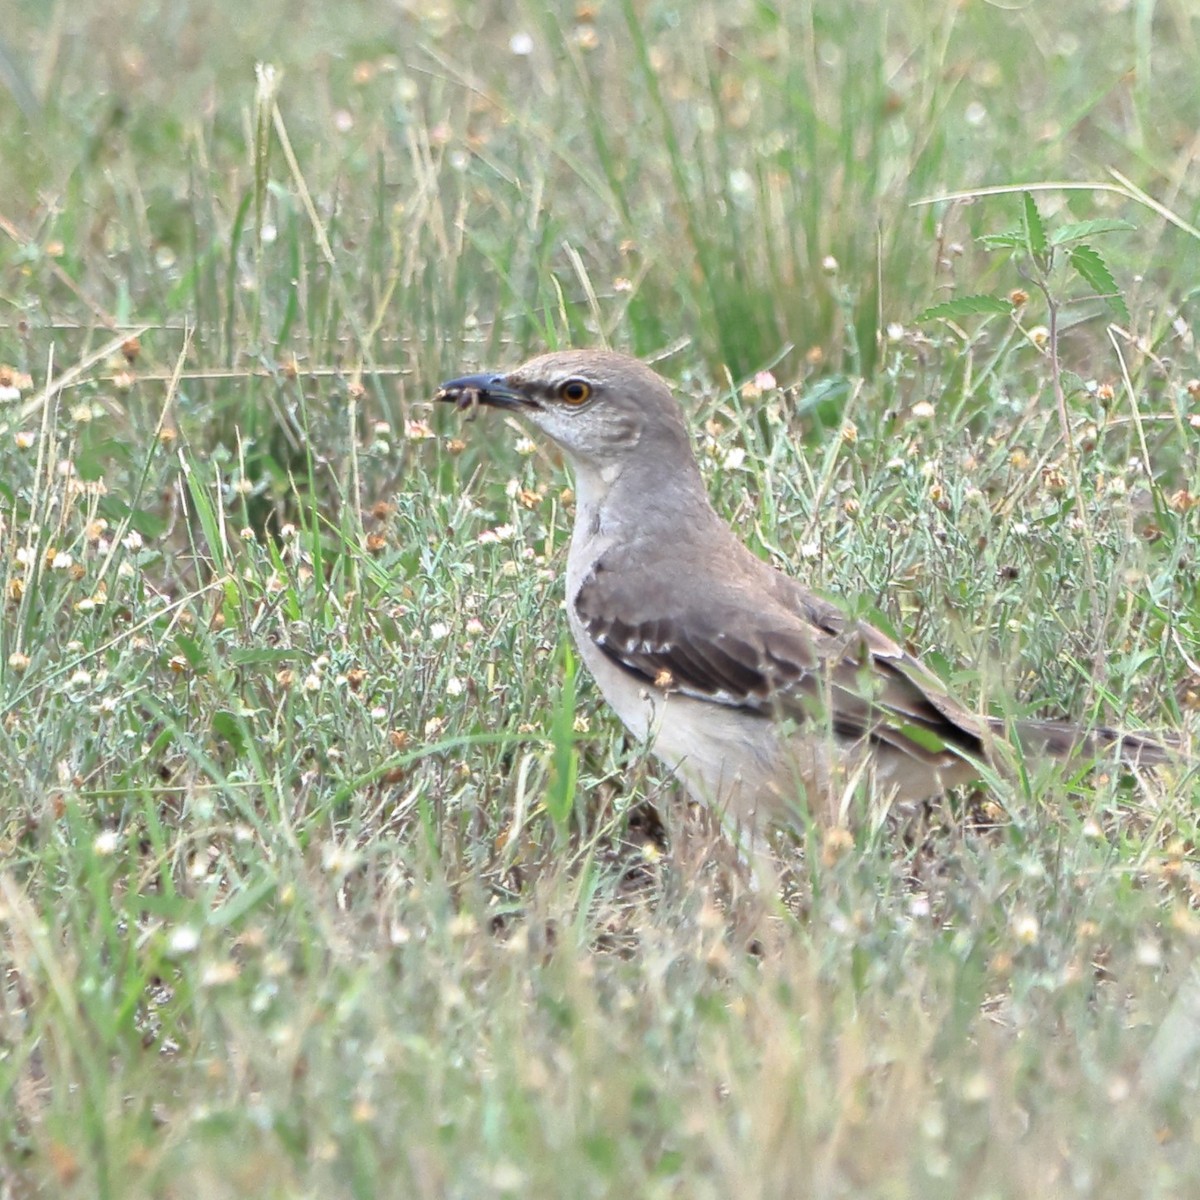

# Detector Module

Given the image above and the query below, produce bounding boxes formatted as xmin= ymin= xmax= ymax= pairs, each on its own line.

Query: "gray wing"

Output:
xmin=573 ymin=546 xmax=987 ymax=764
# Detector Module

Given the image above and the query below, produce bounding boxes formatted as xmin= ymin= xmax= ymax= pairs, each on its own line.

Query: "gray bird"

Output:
xmin=439 ymin=349 xmax=1174 ymax=831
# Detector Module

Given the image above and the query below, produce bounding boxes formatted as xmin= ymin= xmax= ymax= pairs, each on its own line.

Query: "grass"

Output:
xmin=1 ymin=0 xmax=1199 ymax=1195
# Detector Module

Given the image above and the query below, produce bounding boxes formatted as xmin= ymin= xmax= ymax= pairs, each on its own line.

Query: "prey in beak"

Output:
xmin=435 ymin=372 xmax=535 ymax=419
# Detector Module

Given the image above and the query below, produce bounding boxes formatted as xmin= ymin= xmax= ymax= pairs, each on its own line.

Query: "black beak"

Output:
xmin=436 ymin=372 xmax=532 ymax=411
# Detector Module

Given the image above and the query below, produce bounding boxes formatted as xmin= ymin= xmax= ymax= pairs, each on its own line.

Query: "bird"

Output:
xmin=437 ymin=349 xmax=1174 ymax=833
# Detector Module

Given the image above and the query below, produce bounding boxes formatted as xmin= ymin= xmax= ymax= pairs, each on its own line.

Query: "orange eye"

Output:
xmin=558 ymin=378 xmax=592 ymax=405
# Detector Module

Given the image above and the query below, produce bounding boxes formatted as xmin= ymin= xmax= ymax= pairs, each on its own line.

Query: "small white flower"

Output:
xmin=429 ymin=621 xmax=450 ymax=641
xmin=93 ymin=829 xmax=120 ymax=856
xmin=1011 ymin=913 xmax=1040 ymax=945
xmin=509 ymin=31 xmax=534 ymax=55
xmin=1135 ymin=939 xmax=1162 ymax=968
xmin=321 ymin=843 xmax=361 ymax=874
xmin=728 ymin=168 xmax=754 ymax=197
xmin=168 ymin=925 xmax=201 ymax=955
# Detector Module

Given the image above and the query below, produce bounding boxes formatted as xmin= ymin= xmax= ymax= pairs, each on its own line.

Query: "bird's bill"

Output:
xmin=435 ymin=372 xmax=532 ymax=412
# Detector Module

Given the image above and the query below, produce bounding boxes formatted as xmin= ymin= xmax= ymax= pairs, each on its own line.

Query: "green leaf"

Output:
xmin=76 ymin=435 xmax=133 ymax=481
xmin=978 ymin=230 xmax=1025 ymax=250
xmin=174 ymin=634 xmax=207 ymax=669
xmin=794 ymin=374 xmax=851 ymax=419
xmin=228 ymin=647 xmax=302 ymax=666
xmin=209 ymin=874 xmax=276 ymax=926
xmin=544 ymin=645 xmax=579 ymax=837
xmin=1022 ymin=192 xmax=1048 ymax=260
xmin=1050 ymin=218 xmax=1136 ymax=245
xmin=98 ymin=497 xmax=167 ymax=539
xmin=1069 ymin=243 xmax=1129 ymax=323
xmin=916 ymin=295 xmax=1013 ymax=322
xmin=211 ymin=710 xmax=248 ymax=757
xmin=896 ymin=723 xmax=951 ymax=754
xmin=1059 ymin=370 xmax=1089 ymax=399
xmin=861 ymin=605 xmax=904 ymax=644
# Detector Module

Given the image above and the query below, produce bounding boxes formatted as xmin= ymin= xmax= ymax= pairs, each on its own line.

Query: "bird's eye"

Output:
xmin=558 ymin=378 xmax=592 ymax=405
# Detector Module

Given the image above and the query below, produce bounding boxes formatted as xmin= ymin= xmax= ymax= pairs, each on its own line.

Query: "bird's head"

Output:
xmin=437 ymin=349 xmax=694 ymax=475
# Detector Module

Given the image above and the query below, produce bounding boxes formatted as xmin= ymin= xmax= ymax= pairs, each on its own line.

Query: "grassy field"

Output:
xmin=1 ymin=0 xmax=1199 ymax=1195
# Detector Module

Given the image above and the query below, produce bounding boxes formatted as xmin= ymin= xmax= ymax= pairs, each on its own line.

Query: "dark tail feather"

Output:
xmin=994 ymin=717 xmax=1178 ymax=768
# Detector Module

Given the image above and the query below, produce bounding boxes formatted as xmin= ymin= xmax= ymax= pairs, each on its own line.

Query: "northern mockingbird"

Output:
xmin=438 ymin=349 xmax=1171 ymax=830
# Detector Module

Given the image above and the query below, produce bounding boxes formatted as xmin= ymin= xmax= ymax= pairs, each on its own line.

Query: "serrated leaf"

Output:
xmin=916 ymin=295 xmax=1013 ymax=322
xmin=1069 ymin=243 xmax=1129 ymax=322
xmin=1022 ymin=192 xmax=1048 ymax=260
xmin=1050 ymin=218 xmax=1136 ymax=245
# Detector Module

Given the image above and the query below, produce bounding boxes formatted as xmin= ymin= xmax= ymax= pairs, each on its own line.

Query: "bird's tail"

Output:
xmin=992 ymin=716 xmax=1179 ymax=769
